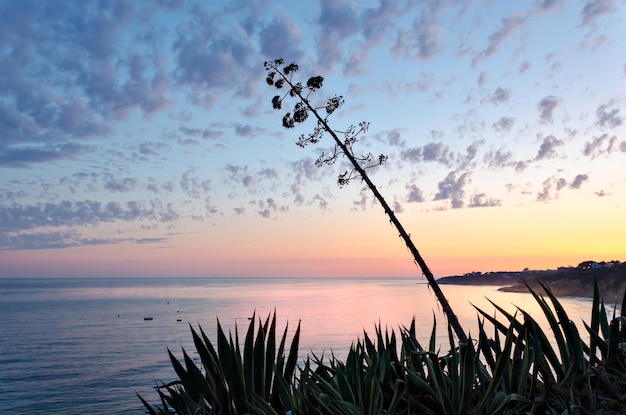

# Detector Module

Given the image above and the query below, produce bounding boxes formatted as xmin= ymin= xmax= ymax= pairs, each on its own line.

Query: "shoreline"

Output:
xmin=438 ymin=261 xmax=626 ymax=303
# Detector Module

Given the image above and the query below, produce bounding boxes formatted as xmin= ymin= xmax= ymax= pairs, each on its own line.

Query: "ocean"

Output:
xmin=0 ymin=277 xmax=596 ymax=414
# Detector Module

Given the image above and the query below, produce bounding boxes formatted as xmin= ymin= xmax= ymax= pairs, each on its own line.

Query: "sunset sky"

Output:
xmin=1 ymin=0 xmax=624 ymax=278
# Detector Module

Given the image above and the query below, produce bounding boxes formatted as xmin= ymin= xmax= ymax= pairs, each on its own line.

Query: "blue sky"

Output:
xmin=1 ymin=0 xmax=625 ymax=277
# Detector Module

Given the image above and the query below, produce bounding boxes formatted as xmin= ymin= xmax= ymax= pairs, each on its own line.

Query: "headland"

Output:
xmin=438 ymin=260 xmax=626 ymax=303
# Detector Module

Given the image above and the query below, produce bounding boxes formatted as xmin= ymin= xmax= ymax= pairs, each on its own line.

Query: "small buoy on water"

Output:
xmin=144 ymin=317 xmax=154 ymax=321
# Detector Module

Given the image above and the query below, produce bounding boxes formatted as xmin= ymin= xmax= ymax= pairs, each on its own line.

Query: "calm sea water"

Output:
xmin=0 ymin=277 xmax=596 ymax=414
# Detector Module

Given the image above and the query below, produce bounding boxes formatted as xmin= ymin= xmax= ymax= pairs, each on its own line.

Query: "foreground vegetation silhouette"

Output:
xmin=263 ymin=59 xmax=466 ymax=343
xmin=140 ymin=281 xmax=626 ymax=414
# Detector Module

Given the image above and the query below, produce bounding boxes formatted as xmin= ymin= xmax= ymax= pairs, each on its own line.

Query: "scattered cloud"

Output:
xmin=570 ymin=174 xmax=589 ymax=189
xmin=433 ymin=171 xmax=471 ymax=209
xmin=308 ymin=193 xmax=329 ymax=210
xmin=536 ymin=173 xmax=589 ymax=201
xmin=538 ymin=95 xmax=562 ymax=123
xmin=374 ymin=129 xmax=406 ymax=148
xmin=580 ymin=0 xmax=617 ymax=26
xmin=392 ymin=10 xmax=442 ymax=61
xmin=536 ymin=0 xmax=564 ymax=12
xmin=254 ymin=197 xmax=288 ymax=218
xmin=315 ymin=0 xmax=360 ymax=69
xmin=405 ymin=184 xmax=425 ymax=203
xmin=519 ymin=61 xmax=531 ymax=74
xmin=0 ymin=143 xmax=85 ymax=168
xmin=234 ymin=123 xmax=266 ymax=138
xmin=345 ymin=0 xmax=410 ymax=73
xmin=137 ymin=237 xmax=170 ymax=244
xmin=484 ymin=148 xmax=514 ymax=169
xmin=351 ymin=192 xmax=372 ymax=211
xmin=468 ymin=193 xmax=501 ymax=208
xmin=180 ymin=168 xmax=212 ymax=198
xmin=583 ymin=133 xmax=617 ymax=159
xmin=392 ymin=200 xmax=404 ymax=213
xmin=0 ymin=230 xmax=129 ymax=251
xmin=138 ymin=141 xmax=170 ymax=157
xmin=535 ymin=135 xmax=564 ymax=160
xmin=259 ymin=12 xmax=305 ymax=62
xmin=537 ymin=177 xmax=554 ymax=202
xmin=0 ymin=200 xmax=171 ymax=232
xmin=104 ymin=175 xmax=138 ymax=193
xmin=401 ymin=142 xmax=453 ymax=167
xmin=484 ymin=87 xmax=511 ymax=105
xmin=290 ymin=157 xmax=331 ymax=185
xmin=179 ymin=126 xmax=224 ymax=141
xmin=473 ymin=13 xmax=527 ymax=65
xmin=492 ymin=116 xmax=515 ymax=132
xmin=596 ymin=103 xmax=623 ymax=128
xmin=172 ymin=4 xmax=259 ymax=103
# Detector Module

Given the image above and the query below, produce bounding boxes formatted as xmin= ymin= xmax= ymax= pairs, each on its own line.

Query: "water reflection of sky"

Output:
xmin=0 ymin=277 xmax=606 ymax=353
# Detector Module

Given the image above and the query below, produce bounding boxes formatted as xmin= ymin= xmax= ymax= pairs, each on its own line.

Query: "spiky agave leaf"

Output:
xmin=142 ymin=311 xmax=301 ymax=414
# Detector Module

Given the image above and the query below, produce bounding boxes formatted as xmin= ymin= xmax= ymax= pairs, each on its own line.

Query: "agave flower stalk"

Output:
xmin=264 ymin=58 xmax=467 ymax=343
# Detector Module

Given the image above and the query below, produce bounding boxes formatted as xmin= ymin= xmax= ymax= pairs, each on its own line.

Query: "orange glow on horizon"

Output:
xmin=2 ymin=194 xmax=623 ymax=279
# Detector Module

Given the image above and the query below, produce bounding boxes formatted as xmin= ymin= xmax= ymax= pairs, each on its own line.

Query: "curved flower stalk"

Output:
xmin=264 ymin=58 xmax=468 ymax=343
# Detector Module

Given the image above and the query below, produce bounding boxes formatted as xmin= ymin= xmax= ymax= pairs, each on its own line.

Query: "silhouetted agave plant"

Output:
xmin=141 ymin=282 xmax=626 ymax=414
xmin=139 ymin=311 xmax=300 ymax=415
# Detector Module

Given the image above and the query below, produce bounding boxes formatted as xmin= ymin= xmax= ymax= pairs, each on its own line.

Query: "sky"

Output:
xmin=0 ymin=0 xmax=625 ymax=278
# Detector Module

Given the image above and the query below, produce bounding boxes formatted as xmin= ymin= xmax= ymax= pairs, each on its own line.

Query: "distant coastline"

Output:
xmin=438 ymin=260 xmax=626 ymax=302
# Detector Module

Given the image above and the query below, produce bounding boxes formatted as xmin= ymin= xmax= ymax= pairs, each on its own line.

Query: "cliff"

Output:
xmin=438 ymin=261 xmax=626 ymax=303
